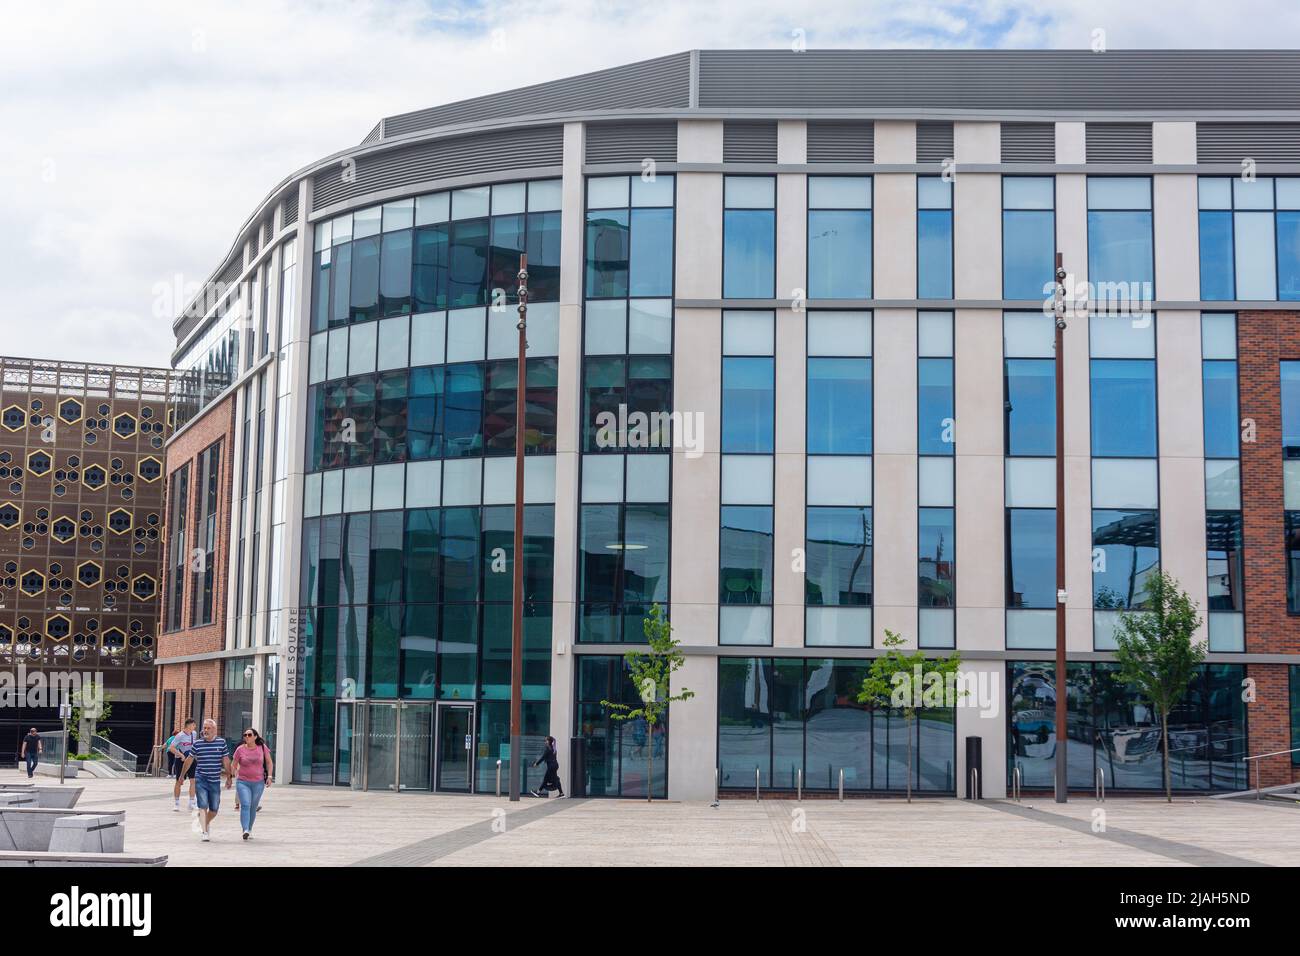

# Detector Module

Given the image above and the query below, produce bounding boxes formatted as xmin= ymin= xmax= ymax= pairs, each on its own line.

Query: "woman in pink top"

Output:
xmin=232 ymin=728 xmax=273 ymax=840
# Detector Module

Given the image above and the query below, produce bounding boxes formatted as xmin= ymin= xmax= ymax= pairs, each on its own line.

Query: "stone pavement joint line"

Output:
xmin=762 ymin=800 xmax=843 ymax=867
xmin=349 ymin=796 xmax=579 ymax=866
xmin=978 ymin=800 xmax=1272 ymax=868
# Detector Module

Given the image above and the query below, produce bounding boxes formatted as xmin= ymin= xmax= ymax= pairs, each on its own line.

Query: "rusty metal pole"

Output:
xmin=1054 ymin=252 xmax=1069 ymax=804
xmin=509 ymin=254 xmax=529 ymax=802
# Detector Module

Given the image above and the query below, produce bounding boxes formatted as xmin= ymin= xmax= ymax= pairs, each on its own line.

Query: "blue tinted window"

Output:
xmin=807 ymin=357 xmax=871 ymax=454
xmin=350 ymin=236 xmax=381 ymax=323
xmin=720 ymin=506 xmax=774 ymax=605
xmin=1283 ymin=362 xmax=1300 ymax=458
xmin=1202 ymin=361 xmax=1239 ymax=459
xmin=919 ymin=507 xmax=955 ymax=608
xmin=722 ymin=357 xmax=774 ymax=453
xmin=629 ymin=207 xmax=673 ymax=297
xmin=1003 ymin=210 xmax=1055 ymax=300
xmin=447 ymin=219 xmax=489 ymax=308
xmin=917 ymin=210 xmax=953 ymax=299
xmin=412 ymin=225 xmax=448 ymax=313
xmin=1090 ymin=359 xmax=1157 ymax=457
xmin=442 ymin=363 xmax=484 ymax=458
xmin=1279 ymin=211 xmax=1300 ymax=301
xmin=1005 ymin=359 xmax=1055 ymax=456
xmin=1206 ymin=511 xmax=1243 ymax=612
xmin=917 ymin=358 xmax=954 ymax=455
xmin=1006 ymin=508 xmax=1055 ymax=608
xmin=585 ymin=209 xmax=629 ymax=298
xmin=1287 ymin=513 xmax=1300 ymax=613
xmin=1199 ymin=211 xmax=1235 ymax=300
xmin=808 ymin=210 xmax=872 ymax=298
xmin=1092 ymin=509 xmax=1160 ymax=609
xmin=1087 ymin=210 xmax=1154 ymax=292
xmin=723 ymin=209 xmax=775 ymax=298
xmin=806 ymin=506 xmax=872 ymax=606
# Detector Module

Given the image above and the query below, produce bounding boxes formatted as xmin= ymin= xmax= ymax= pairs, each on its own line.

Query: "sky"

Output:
xmin=0 ymin=0 xmax=1295 ymax=369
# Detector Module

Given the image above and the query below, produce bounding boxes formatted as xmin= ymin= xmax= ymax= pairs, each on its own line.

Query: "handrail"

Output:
xmin=1011 ymin=766 xmax=1022 ymax=803
xmin=1095 ymin=766 xmax=1106 ymax=803
xmin=1244 ymin=746 xmax=1300 ymax=800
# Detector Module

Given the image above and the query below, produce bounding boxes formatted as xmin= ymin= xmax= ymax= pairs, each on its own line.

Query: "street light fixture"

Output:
xmin=509 ymin=254 xmax=528 ymax=802
xmin=1053 ymin=252 xmax=1068 ymax=805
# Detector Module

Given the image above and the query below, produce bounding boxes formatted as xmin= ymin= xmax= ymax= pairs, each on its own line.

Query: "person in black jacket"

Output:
xmin=530 ymin=736 xmax=565 ymax=798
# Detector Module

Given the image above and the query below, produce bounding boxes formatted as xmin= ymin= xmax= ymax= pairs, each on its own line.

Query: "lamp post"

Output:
xmin=509 ymin=254 xmax=529 ymax=802
xmin=1053 ymin=251 xmax=1068 ymax=804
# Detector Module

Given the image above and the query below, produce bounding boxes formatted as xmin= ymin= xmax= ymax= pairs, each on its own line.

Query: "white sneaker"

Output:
xmin=188 ymin=799 xmax=196 ymax=810
xmin=172 ymin=799 xmax=179 ymax=812
xmin=200 ymin=831 xmax=210 ymax=842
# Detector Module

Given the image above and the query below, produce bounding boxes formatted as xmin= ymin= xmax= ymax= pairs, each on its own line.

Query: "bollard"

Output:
xmin=496 ymin=759 xmax=502 ymax=798
xmin=838 ymin=768 xmax=844 ymax=802
xmin=797 ymin=768 xmax=802 ymax=802
xmin=755 ymin=766 xmax=760 ymax=801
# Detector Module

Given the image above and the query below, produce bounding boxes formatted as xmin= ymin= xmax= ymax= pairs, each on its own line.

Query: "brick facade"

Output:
xmin=1236 ymin=309 xmax=1300 ymax=785
xmin=153 ymin=394 xmax=236 ymax=745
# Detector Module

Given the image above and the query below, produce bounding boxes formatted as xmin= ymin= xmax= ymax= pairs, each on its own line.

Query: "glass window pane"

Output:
xmin=1088 ymin=177 xmax=1151 ymax=210
xmin=1234 ymin=211 xmax=1277 ymax=300
xmin=1233 ymin=176 xmax=1274 ymax=210
xmin=720 ymin=505 xmax=774 ymax=605
xmin=725 ymin=176 xmax=775 ymax=209
xmin=1202 ymin=361 xmax=1240 ymax=459
xmin=917 ymin=210 xmax=953 ymax=299
xmin=918 ymin=507 xmax=955 ymax=608
xmin=807 ymin=358 xmax=871 ymax=454
xmin=722 ymin=357 xmax=775 ymax=453
xmin=631 ymin=174 xmax=674 ymax=207
xmin=1092 ymin=509 xmax=1160 ymax=609
xmin=1004 ymin=177 xmax=1054 ymax=210
xmin=1198 ymin=178 xmax=1232 ymax=210
xmin=1198 ymin=211 xmax=1235 ymax=300
xmin=1090 ymin=359 xmax=1157 ymax=457
xmin=724 ymin=209 xmax=776 ymax=298
xmin=1003 ymin=210 xmax=1055 ymax=300
xmin=629 ymin=207 xmax=674 ymax=297
xmin=808 ymin=176 xmax=872 ymax=209
xmin=1005 ymin=359 xmax=1056 ymax=456
xmin=586 ymin=210 xmax=629 ymax=299
xmin=587 ymin=176 xmax=629 ymax=210
xmin=723 ymin=310 xmax=774 ymax=356
xmin=808 ymin=311 xmax=871 ymax=357
xmin=1277 ymin=211 xmax=1300 ymax=301
xmin=808 ymin=210 xmax=871 ymax=298
xmin=1006 ymin=508 xmax=1055 ymax=608
xmin=917 ymin=358 xmax=954 ymax=455
xmin=1088 ymin=211 xmax=1153 ymax=290
xmin=917 ymin=177 xmax=952 ymax=210
xmin=806 ymin=507 xmax=872 ymax=607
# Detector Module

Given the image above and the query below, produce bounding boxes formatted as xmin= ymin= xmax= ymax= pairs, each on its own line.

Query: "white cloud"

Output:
xmin=0 ymin=0 xmax=1292 ymax=368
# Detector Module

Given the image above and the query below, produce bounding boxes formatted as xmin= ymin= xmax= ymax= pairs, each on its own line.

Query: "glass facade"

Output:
xmin=1008 ymin=661 xmax=1247 ymax=792
xmin=575 ymin=655 xmax=667 ymax=798
xmin=1198 ymin=176 xmax=1300 ymax=301
xmin=724 ymin=176 xmax=775 ymax=298
xmin=1003 ymin=177 xmax=1054 ymax=300
xmin=807 ymin=177 xmax=871 ymax=299
xmin=719 ymin=657 xmax=956 ymax=793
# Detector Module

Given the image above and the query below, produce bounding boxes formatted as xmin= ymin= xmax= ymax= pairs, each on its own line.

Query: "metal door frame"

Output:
xmin=396 ymin=700 xmax=435 ymax=792
xmin=333 ymin=698 xmax=365 ymax=788
xmin=434 ymin=702 xmax=477 ymax=793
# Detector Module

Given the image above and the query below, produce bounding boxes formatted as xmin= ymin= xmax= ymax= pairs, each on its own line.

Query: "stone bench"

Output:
xmin=0 ymin=784 xmax=83 ymax=808
xmin=33 ymin=762 xmax=79 ymax=778
xmin=0 ymin=850 xmax=166 ymax=868
xmin=0 ymin=792 xmax=36 ymax=809
xmin=0 ymin=807 xmax=125 ymax=853
xmin=49 ymin=814 xmax=125 ymax=853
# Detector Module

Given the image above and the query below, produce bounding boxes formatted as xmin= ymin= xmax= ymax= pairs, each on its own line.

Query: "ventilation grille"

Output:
xmin=262 ymin=217 xmax=275 ymax=246
xmin=281 ymin=191 xmax=299 ymax=227
xmin=1001 ymin=122 xmax=1055 ymax=162
xmin=806 ymin=121 xmax=874 ymax=163
xmin=1086 ymin=123 xmax=1153 ymax=163
xmin=916 ymin=121 xmax=954 ymax=163
xmin=312 ymin=126 xmax=564 ymax=210
xmin=585 ymin=121 xmax=678 ymax=164
xmin=1198 ymin=123 xmax=1300 ymax=163
xmin=723 ymin=121 xmax=778 ymax=163
xmin=360 ymin=121 xmax=384 ymax=146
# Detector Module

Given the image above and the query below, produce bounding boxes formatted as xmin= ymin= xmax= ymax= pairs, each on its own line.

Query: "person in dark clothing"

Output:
xmin=530 ymin=736 xmax=564 ymax=798
xmin=20 ymin=728 xmax=42 ymax=778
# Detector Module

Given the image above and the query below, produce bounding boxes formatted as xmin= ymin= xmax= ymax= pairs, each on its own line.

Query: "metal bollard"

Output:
xmin=796 ymin=768 xmax=802 ymax=802
xmin=755 ymin=766 xmax=760 ymax=801
xmin=496 ymin=759 xmax=502 ymax=798
xmin=1095 ymin=767 xmax=1106 ymax=803
xmin=969 ymin=767 xmax=980 ymax=800
xmin=838 ymin=768 xmax=844 ymax=802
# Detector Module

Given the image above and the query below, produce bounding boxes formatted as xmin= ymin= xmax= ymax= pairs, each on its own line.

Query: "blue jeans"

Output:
xmin=195 ymin=778 xmax=222 ymax=813
xmin=236 ymin=780 xmax=264 ymax=832
xmin=24 ymin=753 xmax=38 ymax=777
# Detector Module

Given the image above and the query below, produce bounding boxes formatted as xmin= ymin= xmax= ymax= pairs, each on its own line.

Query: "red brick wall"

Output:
xmin=1236 ymin=309 xmax=1300 ymax=784
xmin=154 ymin=394 xmax=236 ymax=744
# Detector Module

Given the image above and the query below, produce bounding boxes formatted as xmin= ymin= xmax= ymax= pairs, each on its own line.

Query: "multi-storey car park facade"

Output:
xmin=157 ymin=49 xmax=1300 ymax=799
xmin=0 ymin=356 xmax=174 ymax=760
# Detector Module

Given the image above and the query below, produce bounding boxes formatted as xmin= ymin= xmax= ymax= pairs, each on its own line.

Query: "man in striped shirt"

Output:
xmin=177 ymin=718 xmax=232 ymax=842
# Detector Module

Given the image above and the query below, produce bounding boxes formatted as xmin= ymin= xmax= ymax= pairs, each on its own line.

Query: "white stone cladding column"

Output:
xmin=872 ymin=122 xmax=918 ymax=648
xmin=549 ymin=122 xmax=585 ymax=790
xmin=955 ymin=661 xmax=1008 ymax=797
xmin=668 ymin=120 xmax=723 ymax=800
xmin=1056 ymin=123 xmax=1094 ymax=653
xmin=275 ymin=177 xmax=314 ymax=781
xmin=1153 ymin=122 xmax=1208 ymax=640
xmin=774 ymin=121 xmax=807 ymax=649
xmin=953 ymin=123 xmax=1005 ymax=655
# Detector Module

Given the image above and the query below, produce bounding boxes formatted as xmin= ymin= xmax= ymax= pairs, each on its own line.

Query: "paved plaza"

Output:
xmin=6 ymin=768 xmax=1299 ymax=867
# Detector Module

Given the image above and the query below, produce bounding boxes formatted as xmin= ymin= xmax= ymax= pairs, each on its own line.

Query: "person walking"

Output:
xmin=169 ymin=718 xmax=199 ymax=812
xmin=19 ymin=727 xmax=42 ymax=778
xmin=231 ymin=728 xmax=273 ymax=840
xmin=530 ymin=735 xmax=564 ymax=798
xmin=163 ymin=727 xmax=179 ymax=778
xmin=176 ymin=718 xmax=231 ymax=843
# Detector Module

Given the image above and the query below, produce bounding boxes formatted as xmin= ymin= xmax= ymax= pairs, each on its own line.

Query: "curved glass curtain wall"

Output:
xmin=295 ymin=179 xmax=562 ymax=787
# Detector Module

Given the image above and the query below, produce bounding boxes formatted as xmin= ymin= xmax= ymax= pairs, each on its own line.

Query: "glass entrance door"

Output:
xmin=436 ymin=704 xmax=474 ymax=792
xmin=398 ymin=702 xmax=434 ymax=791
xmin=365 ymin=702 xmax=399 ymax=791
xmin=334 ymin=701 xmax=361 ymax=789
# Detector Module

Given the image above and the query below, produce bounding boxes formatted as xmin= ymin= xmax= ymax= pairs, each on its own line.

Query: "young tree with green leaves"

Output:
xmin=600 ymin=604 xmax=694 ymax=802
xmin=1112 ymin=570 xmax=1205 ymax=803
xmin=69 ymin=680 xmax=112 ymax=756
xmin=857 ymin=630 xmax=966 ymax=803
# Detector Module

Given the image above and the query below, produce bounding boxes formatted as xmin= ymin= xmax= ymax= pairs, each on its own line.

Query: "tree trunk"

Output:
xmin=907 ymin=715 xmax=914 ymax=804
xmin=1161 ymin=710 xmax=1172 ymax=804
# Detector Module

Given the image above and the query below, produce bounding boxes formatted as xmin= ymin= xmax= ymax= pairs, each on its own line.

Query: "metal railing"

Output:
xmin=1095 ymin=767 xmax=1106 ymax=803
xmin=89 ymin=735 xmax=139 ymax=775
xmin=1244 ymin=747 xmax=1300 ymax=800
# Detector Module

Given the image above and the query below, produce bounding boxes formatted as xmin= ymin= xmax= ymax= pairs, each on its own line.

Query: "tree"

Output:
xmin=1112 ymin=570 xmax=1205 ymax=803
xmin=69 ymin=680 xmax=112 ymax=755
xmin=857 ymin=630 xmax=966 ymax=803
xmin=600 ymin=604 xmax=694 ymax=802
